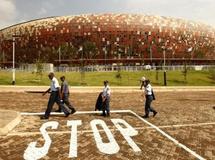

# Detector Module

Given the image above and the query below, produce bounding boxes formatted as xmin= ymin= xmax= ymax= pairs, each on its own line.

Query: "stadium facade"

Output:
xmin=0 ymin=13 xmax=215 ymax=67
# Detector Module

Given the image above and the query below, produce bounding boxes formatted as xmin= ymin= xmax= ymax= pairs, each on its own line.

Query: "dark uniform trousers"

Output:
xmin=145 ymin=95 xmax=156 ymax=116
xmin=44 ymin=91 xmax=70 ymax=118
xmin=102 ymin=96 xmax=110 ymax=116
xmin=63 ymin=93 xmax=76 ymax=112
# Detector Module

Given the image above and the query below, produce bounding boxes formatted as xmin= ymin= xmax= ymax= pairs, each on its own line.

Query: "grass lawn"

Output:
xmin=0 ymin=70 xmax=214 ymax=86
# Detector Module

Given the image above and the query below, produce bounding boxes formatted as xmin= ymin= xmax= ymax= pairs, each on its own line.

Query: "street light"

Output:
xmin=79 ymin=46 xmax=85 ymax=84
xmin=163 ymin=47 xmax=167 ymax=86
xmin=58 ymin=46 xmax=61 ymax=64
xmin=106 ymin=41 xmax=110 ymax=70
xmin=161 ymin=40 xmax=168 ymax=86
xmin=12 ymin=34 xmax=21 ymax=85
xmin=149 ymin=43 xmax=152 ymax=64
xmin=57 ymin=46 xmax=62 ymax=71
xmin=79 ymin=46 xmax=83 ymax=69
xmin=103 ymin=47 xmax=107 ymax=71
xmin=102 ymin=38 xmax=109 ymax=71
xmin=144 ymin=32 xmax=153 ymax=65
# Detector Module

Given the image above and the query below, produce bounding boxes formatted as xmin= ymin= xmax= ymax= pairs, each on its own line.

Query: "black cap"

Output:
xmin=104 ymin=80 xmax=108 ymax=84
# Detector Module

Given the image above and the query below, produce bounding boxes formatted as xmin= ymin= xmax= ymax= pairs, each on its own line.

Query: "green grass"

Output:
xmin=0 ymin=70 xmax=214 ymax=86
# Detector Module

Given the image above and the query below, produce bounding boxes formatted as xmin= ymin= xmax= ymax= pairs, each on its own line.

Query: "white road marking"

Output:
xmin=20 ymin=110 xmax=131 ymax=116
xmin=154 ymin=122 xmax=215 ymax=128
xmin=7 ymin=121 xmax=215 ymax=136
xmin=129 ymin=110 xmax=206 ymax=160
xmin=15 ymin=110 xmax=210 ymax=160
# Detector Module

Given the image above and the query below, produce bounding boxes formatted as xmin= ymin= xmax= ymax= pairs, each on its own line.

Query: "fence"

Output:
xmin=54 ymin=65 xmax=215 ymax=72
xmin=0 ymin=65 xmax=214 ymax=72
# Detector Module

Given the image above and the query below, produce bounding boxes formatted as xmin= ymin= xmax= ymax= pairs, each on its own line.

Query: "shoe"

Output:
xmin=100 ymin=113 xmax=106 ymax=117
xmin=71 ymin=109 xmax=76 ymax=114
xmin=65 ymin=113 xmax=70 ymax=117
xmin=106 ymin=113 xmax=110 ymax=117
xmin=153 ymin=111 xmax=157 ymax=117
xmin=142 ymin=115 xmax=149 ymax=118
xmin=40 ymin=116 xmax=48 ymax=120
xmin=55 ymin=109 xmax=61 ymax=112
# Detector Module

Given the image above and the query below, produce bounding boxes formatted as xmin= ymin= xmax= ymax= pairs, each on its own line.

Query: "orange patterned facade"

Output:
xmin=0 ymin=13 xmax=215 ymax=66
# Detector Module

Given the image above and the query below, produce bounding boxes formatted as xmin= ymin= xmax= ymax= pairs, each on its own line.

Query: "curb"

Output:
xmin=0 ymin=110 xmax=21 ymax=136
xmin=0 ymin=86 xmax=215 ymax=93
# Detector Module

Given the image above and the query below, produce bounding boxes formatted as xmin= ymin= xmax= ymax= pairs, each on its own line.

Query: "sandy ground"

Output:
xmin=0 ymin=89 xmax=214 ymax=160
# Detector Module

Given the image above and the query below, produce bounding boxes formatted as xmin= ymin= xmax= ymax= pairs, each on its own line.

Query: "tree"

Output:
xmin=182 ymin=62 xmax=188 ymax=82
xmin=82 ymin=41 xmax=98 ymax=60
xmin=115 ymin=70 xmax=122 ymax=85
xmin=59 ymin=43 xmax=78 ymax=60
xmin=195 ymin=50 xmax=204 ymax=59
xmin=41 ymin=46 xmax=52 ymax=62
xmin=35 ymin=59 xmax=44 ymax=80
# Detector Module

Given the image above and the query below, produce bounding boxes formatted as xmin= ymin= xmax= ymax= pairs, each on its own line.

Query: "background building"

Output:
xmin=0 ymin=13 xmax=215 ymax=67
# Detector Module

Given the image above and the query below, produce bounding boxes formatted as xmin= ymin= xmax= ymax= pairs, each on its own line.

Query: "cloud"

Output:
xmin=0 ymin=0 xmax=16 ymax=29
xmin=38 ymin=8 xmax=47 ymax=16
xmin=1 ymin=0 xmax=215 ymax=29
xmin=124 ymin=0 xmax=215 ymax=26
xmin=0 ymin=0 xmax=16 ymax=19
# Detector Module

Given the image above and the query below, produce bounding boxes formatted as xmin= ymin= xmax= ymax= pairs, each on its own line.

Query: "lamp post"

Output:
xmin=58 ymin=46 xmax=61 ymax=71
xmin=140 ymin=42 xmax=144 ymax=65
xmin=144 ymin=32 xmax=153 ymax=65
xmin=103 ymin=47 xmax=107 ymax=71
xmin=102 ymin=39 xmax=109 ymax=71
xmin=58 ymin=46 xmax=61 ymax=64
xmin=161 ymin=39 xmax=168 ymax=86
xmin=79 ymin=46 xmax=85 ymax=84
xmin=79 ymin=46 xmax=83 ymax=69
xmin=149 ymin=43 xmax=152 ymax=64
xmin=163 ymin=48 xmax=167 ymax=86
xmin=106 ymin=41 xmax=110 ymax=71
xmin=12 ymin=34 xmax=21 ymax=85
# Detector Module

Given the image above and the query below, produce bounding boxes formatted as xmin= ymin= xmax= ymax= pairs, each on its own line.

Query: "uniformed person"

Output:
xmin=140 ymin=76 xmax=146 ymax=90
xmin=102 ymin=80 xmax=111 ymax=117
xmin=141 ymin=78 xmax=157 ymax=118
xmin=41 ymin=72 xmax=70 ymax=119
xmin=57 ymin=76 xmax=76 ymax=114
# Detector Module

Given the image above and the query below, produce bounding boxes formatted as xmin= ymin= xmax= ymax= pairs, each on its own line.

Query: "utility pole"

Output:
xmin=12 ymin=34 xmax=21 ymax=85
xmin=163 ymin=48 xmax=167 ymax=86
xmin=58 ymin=46 xmax=61 ymax=71
xmin=58 ymin=46 xmax=61 ymax=64
xmin=149 ymin=44 xmax=152 ymax=65
xmin=103 ymin=47 xmax=107 ymax=71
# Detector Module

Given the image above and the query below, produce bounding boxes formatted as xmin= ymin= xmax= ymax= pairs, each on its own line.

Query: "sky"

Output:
xmin=1 ymin=0 xmax=215 ymax=29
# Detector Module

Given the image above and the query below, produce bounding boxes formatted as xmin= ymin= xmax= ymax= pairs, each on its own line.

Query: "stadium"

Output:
xmin=0 ymin=13 xmax=215 ymax=67
xmin=0 ymin=13 xmax=215 ymax=160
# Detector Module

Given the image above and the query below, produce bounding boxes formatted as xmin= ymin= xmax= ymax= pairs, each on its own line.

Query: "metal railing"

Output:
xmin=0 ymin=65 xmax=214 ymax=72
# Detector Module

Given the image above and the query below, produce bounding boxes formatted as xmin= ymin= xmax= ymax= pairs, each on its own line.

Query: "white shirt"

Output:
xmin=102 ymin=85 xmax=111 ymax=97
xmin=144 ymin=84 xmax=152 ymax=96
xmin=50 ymin=77 xmax=60 ymax=92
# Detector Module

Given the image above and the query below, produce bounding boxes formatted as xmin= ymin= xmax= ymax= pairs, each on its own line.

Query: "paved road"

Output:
xmin=0 ymin=85 xmax=215 ymax=93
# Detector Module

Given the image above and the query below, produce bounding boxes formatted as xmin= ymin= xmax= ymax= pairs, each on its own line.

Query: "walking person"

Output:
xmin=140 ymin=76 xmax=146 ymax=90
xmin=41 ymin=72 xmax=70 ymax=119
xmin=141 ymin=78 xmax=157 ymax=118
xmin=101 ymin=80 xmax=111 ymax=117
xmin=56 ymin=76 xmax=76 ymax=114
